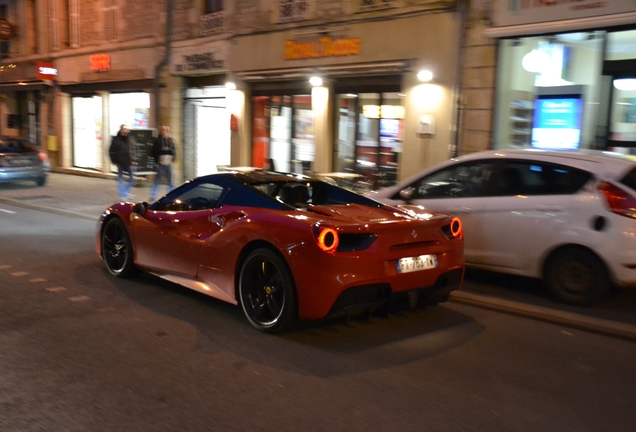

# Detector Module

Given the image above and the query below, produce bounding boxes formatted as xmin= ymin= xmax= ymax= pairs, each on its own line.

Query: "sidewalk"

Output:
xmin=0 ymin=171 xmax=152 ymax=221
xmin=2 ymin=172 xmax=636 ymax=341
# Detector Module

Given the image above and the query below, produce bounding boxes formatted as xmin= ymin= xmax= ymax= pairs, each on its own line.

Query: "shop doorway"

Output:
xmin=197 ymin=105 xmax=231 ymax=176
xmin=334 ymin=92 xmax=404 ymax=188
xmin=72 ymin=96 xmax=103 ymax=170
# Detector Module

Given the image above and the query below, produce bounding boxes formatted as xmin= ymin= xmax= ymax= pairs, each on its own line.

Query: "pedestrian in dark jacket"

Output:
xmin=109 ymin=125 xmax=137 ymax=201
xmin=149 ymin=124 xmax=177 ymax=201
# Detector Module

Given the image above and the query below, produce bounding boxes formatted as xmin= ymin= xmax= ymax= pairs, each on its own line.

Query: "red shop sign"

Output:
xmin=36 ymin=62 xmax=57 ymax=80
xmin=90 ymin=54 xmax=111 ymax=71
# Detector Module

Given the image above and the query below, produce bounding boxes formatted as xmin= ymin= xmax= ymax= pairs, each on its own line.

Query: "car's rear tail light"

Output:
xmin=598 ymin=181 xmax=636 ymax=219
xmin=313 ymin=225 xmax=339 ymax=253
xmin=441 ymin=217 xmax=463 ymax=240
xmin=38 ymin=152 xmax=48 ymax=162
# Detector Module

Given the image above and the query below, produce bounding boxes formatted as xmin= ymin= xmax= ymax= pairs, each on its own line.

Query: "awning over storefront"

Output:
xmin=58 ymin=79 xmax=155 ymax=94
xmin=0 ymin=80 xmax=51 ymax=92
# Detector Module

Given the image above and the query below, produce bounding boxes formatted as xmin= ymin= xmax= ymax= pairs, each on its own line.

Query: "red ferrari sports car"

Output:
xmin=96 ymin=171 xmax=464 ymax=333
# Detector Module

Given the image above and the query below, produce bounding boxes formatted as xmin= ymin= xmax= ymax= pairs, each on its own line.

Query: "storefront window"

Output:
xmin=110 ymin=92 xmax=150 ymax=135
xmin=494 ymin=32 xmax=604 ymax=150
xmin=251 ymin=94 xmax=314 ymax=173
xmin=606 ymin=30 xmax=636 ymax=150
xmin=71 ymin=92 xmax=149 ymax=171
xmin=334 ymin=92 xmax=403 ymax=187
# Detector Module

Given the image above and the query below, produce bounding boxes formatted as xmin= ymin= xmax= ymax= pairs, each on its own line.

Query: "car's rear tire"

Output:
xmin=35 ymin=175 xmax=46 ymax=186
xmin=544 ymin=247 xmax=611 ymax=306
xmin=102 ymin=217 xmax=136 ymax=278
xmin=238 ymin=248 xmax=297 ymax=333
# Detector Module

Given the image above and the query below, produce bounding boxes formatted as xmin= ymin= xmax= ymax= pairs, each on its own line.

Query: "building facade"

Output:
xmin=4 ymin=1 xmax=633 ymax=189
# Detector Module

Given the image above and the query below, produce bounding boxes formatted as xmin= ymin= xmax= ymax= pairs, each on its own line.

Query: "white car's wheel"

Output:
xmin=545 ymin=247 xmax=611 ymax=306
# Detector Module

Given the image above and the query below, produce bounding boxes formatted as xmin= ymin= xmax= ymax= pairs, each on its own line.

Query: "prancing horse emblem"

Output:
xmin=411 ymin=230 xmax=417 ymax=240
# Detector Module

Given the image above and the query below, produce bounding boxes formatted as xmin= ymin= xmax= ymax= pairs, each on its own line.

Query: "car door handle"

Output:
xmin=449 ymin=207 xmax=473 ymax=214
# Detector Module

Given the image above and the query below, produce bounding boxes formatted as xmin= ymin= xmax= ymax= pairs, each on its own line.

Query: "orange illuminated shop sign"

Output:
xmin=90 ymin=54 xmax=111 ymax=71
xmin=284 ymin=36 xmax=361 ymax=60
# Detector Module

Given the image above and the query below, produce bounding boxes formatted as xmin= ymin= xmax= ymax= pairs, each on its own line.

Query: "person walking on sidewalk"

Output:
xmin=150 ymin=125 xmax=177 ymax=201
xmin=109 ymin=125 xmax=137 ymax=201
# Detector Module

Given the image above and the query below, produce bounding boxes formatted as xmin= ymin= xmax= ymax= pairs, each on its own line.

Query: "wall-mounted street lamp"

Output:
xmin=309 ymin=76 xmax=323 ymax=87
xmin=417 ymin=70 xmax=433 ymax=82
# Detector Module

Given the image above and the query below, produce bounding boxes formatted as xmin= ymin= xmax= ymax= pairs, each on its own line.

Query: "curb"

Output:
xmin=449 ymin=290 xmax=636 ymax=342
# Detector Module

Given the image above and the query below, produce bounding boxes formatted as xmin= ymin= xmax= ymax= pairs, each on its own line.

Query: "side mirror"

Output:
xmin=132 ymin=202 xmax=148 ymax=216
xmin=399 ymin=188 xmax=414 ymax=203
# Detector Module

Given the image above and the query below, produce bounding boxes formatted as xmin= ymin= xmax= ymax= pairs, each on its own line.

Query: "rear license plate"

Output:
xmin=396 ymin=254 xmax=439 ymax=273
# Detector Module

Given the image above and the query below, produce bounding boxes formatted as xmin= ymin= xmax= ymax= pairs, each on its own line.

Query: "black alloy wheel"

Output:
xmin=544 ymin=247 xmax=611 ymax=306
xmin=238 ymin=248 xmax=297 ymax=333
xmin=102 ymin=217 xmax=136 ymax=278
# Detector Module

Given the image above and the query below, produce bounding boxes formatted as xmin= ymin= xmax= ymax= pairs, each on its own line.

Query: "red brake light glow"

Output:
xmin=598 ymin=181 xmax=636 ymax=219
xmin=316 ymin=227 xmax=339 ymax=253
xmin=38 ymin=152 xmax=48 ymax=162
xmin=450 ymin=217 xmax=463 ymax=239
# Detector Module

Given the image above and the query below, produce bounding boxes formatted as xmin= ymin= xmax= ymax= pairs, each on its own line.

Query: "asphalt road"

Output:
xmin=1 ymin=203 xmax=636 ymax=431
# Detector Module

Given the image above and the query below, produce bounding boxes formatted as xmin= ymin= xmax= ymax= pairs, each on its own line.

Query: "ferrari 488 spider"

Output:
xmin=96 ymin=171 xmax=464 ymax=333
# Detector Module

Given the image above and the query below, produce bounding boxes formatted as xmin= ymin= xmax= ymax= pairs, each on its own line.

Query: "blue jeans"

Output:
xmin=150 ymin=164 xmax=174 ymax=200
xmin=117 ymin=165 xmax=136 ymax=201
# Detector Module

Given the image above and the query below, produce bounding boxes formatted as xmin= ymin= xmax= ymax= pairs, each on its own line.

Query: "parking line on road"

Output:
xmin=0 ymin=265 xmax=11 ymax=270
xmin=0 ymin=208 xmax=16 ymax=214
xmin=46 ymin=287 xmax=67 ymax=293
xmin=10 ymin=271 xmax=28 ymax=277
xmin=29 ymin=278 xmax=47 ymax=283
xmin=69 ymin=295 xmax=90 ymax=302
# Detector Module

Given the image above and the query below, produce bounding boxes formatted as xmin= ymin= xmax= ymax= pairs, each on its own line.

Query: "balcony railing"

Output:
xmin=279 ymin=0 xmax=308 ymax=23
xmin=200 ymin=11 xmax=225 ymax=36
xmin=356 ymin=0 xmax=395 ymax=12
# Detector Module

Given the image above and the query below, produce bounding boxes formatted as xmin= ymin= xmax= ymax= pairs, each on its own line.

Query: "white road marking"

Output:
xmin=69 ymin=295 xmax=90 ymax=302
xmin=46 ymin=287 xmax=67 ymax=293
xmin=10 ymin=271 xmax=28 ymax=277
xmin=0 ymin=265 xmax=11 ymax=270
xmin=0 ymin=208 xmax=16 ymax=214
xmin=29 ymin=278 xmax=47 ymax=283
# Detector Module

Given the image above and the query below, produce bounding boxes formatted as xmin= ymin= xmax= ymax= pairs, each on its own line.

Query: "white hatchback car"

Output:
xmin=367 ymin=149 xmax=636 ymax=305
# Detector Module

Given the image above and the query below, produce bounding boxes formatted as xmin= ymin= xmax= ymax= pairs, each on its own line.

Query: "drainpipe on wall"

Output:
xmin=452 ymin=0 xmax=470 ymax=158
xmin=154 ymin=0 xmax=174 ymax=128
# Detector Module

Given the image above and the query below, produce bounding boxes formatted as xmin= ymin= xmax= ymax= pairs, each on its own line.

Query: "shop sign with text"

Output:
xmin=36 ymin=62 xmax=57 ymax=80
xmin=90 ymin=54 xmax=111 ymax=71
xmin=284 ymin=36 xmax=361 ymax=60
xmin=174 ymin=52 xmax=224 ymax=73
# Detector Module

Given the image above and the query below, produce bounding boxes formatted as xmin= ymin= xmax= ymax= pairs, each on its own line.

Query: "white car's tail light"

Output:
xmin=38 ymin=152 xmax=48 ymax=163
xmin=598 ymin=181 xmax=636 ymax=219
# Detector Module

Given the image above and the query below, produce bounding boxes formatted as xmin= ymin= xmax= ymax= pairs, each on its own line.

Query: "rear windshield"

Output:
xmin=619 ymin=166 xmax=636 ymax=192
xmin=0 ymin=139 xmax=35 ymax=153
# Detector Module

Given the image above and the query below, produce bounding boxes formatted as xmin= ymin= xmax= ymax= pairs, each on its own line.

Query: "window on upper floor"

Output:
xmin=205 ymin=0 xmax=224 ymax=14
xmin=355 ymin=0 xmax=395 ymax=13
xmin=102 ymin=0 xmax=119 ymax=42
xmin=201 ymin=0 xmax=224 ymax=36
xmin=279 ymin=0 xmax=308 ymax=23
xmin=70 ymin=0 xmax=80 ymax=48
